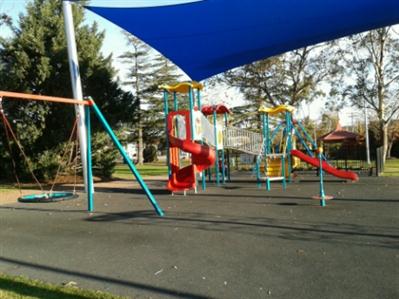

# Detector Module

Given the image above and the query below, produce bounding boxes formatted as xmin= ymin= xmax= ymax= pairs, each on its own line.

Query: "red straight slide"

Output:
xmin=291 ymin=149 xmax=359 ymax=181
xmin=168 ymin=135 xmax=215 ymax=192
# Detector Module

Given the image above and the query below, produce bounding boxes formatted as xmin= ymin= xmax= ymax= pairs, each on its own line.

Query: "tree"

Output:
xmin=145 ymin=54 xmax=181 ymax=145
xmin=0 ymin=0 xmax=136 ymax=179
xmin=119 ymin=34 xmax=154 ymax=165
xmin=219 ymin=45 xmax=336 ymax=128
xmin=120 ymin=34 xmax=181 ymax=162
xmin=331 ymin=27 xmax=399 ymax=162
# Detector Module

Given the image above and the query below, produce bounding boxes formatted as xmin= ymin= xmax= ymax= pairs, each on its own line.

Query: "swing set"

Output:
xmin=0 ymin=90 xmax=164 ymax=216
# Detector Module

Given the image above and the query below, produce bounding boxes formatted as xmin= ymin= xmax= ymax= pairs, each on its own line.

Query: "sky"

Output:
xmin=0 ymin=0 xmax=360 ymax=126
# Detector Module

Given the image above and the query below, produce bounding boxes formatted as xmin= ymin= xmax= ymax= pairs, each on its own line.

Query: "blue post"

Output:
xmin=281 ymin=155 xmax=287 ymax=190
xmin=91 ymin=102 xmax=164 ymax=216
xmin=173 ymin=92 xmax=178 ymax=111
xmin=163 ymin=90 xmax=171 ymax=179
xmin=256 ymin=160 xmax=261 ymax=188
xmin=197 ymin=89 xmax=206 ymax=191
xmin=85 ymin=105 xmax=94 ymax=212
xmin=262 ymin=114 xmax=268 ymax=177
xmin=224 ymin=113 xmax=231 ymax=182
xmin=318 ymin=148 xmax=326 ymax=207
xmin=221 ymin=146 xmax=226 ymax=183
xmin=188 ymin=87 xmax=195 ymax=139
xmin=213 ymin=109 xmax=220 ymax=186
xmin=285 ymin=112 xmax=292 ymax=182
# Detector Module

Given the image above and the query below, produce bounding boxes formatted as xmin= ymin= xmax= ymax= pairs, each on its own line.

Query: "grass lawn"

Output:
xmin=0 ymin=185 xmax=16 ymax=193
xmin=382 ymin=158 xmax=399 ymax=176
xmin=113 ymin=163 xmax=168 ymax=179
xmin=0 ymin=273 xmax=126 ymax=299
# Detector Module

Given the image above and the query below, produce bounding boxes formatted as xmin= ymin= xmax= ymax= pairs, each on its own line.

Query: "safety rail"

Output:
xmin=223 ymin=127 xmax=263 ymax=155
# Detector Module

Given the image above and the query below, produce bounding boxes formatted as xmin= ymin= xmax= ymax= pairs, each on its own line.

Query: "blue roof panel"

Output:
xmin=86 ymin=0 xmax=399 ymax=80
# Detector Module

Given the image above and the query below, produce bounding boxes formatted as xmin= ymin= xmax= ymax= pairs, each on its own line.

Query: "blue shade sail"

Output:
xmin=86 ymin=0 xmax=399 ymax=81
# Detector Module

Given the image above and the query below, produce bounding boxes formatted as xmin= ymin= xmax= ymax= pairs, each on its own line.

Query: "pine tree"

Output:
xmin=120 ymin=34 xmax=181 ymax=163
xmin=0 ymin=0 xmax=136 ymax=179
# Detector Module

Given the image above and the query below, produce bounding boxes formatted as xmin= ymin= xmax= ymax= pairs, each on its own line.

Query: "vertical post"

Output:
xmin=221 ymin=146 xmax=226 ymax=183
xmin=163 ymin=90 xmax=171 ymax=178
xmin=281 ymin=155 xmax=287 ymax=190
xmin=91 ymin=102 xmax=164 ymax=216
xmin=85 ymin=105 xmax=94 ymax=212
xmin=318 ymin=147 xmax=326 ymax=207
xmin=224 ymin=113 xmax=231 ymax=182
xmin=196 ymin=89 xmax=206 ymax=191
xmin=188 ymin=86 xmax=198 ymax=192
xmin=63 ymin=1 xmax=90 ymax=193
xmin=173 ymin=92 xmax=178 ymax=111
xmin=256 ymin=159 xmax=261 ymax=188
xmin=285 ymin=112 xmax=292 ymax=182
xmin=213 ymin=109 xmax=220 ymax=186
xmin=364 ymin=99 xmax=371 ymax=165
xmin=188 ymin=87 xmax=195 ymax=139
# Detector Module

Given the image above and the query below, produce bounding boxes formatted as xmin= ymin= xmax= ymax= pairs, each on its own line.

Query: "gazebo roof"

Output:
xmin=319 ymin=123 xmax=359 ymax=143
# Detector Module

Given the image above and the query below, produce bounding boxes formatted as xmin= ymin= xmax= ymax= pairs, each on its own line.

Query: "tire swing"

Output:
xmin=0 ymin=98 xmax=80 ymax=203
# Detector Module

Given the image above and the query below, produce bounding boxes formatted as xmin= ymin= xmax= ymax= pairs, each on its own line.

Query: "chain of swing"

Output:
xmin=0 ymin=96 xmax=80 ymax=198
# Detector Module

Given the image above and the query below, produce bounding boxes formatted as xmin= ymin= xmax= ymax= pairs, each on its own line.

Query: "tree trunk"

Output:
xmin=387 ymin=140 xmax=394 ymax=159
xmin=138 ymin=122 xmax=144 ymax=165
xmin=381 ymin=122 xmax=389 ymax=163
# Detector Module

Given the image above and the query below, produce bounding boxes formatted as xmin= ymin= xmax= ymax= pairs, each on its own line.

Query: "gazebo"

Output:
xmin=319 ymin=123 xmax=361 ymax=169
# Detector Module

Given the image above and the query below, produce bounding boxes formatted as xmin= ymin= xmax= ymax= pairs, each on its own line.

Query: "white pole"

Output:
xmin=364 ymin=99 xmax=371 ymax=165
xmin=63 ymin=1 xmax=89 ymax=192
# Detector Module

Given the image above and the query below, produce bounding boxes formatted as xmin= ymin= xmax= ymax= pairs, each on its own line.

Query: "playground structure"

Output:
xmin=161 ymin=82 xmax=216 ymax=193
xmin=161 ymin=82 xmax=358 ymax=197
xmin=256 ymin=105 xmax=359 ymax=185
xmin=161 ymin=82 xmax=269 ymax=193
xmin=0 ymin=91 xmax=164 ymax=216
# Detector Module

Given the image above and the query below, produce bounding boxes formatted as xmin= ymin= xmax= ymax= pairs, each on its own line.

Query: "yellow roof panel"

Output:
xmin=159 ymin=81 xmax=203 ymax=93
xmin=259 ymin=105 xmax=295 ymax=115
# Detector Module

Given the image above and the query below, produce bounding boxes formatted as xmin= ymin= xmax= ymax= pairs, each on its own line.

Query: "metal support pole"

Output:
xmin=318 ymin=148 xmax=326 ymax=207
xmin=163 ymin=90 xmax=171 ymax=178
xmin=224 ymin=113 xmax=231 ymax=181
xmin=256 ymin=159 xmax=261 ymax=188
xmin=364 ymin=99 xmax=371 ymax=165
xmin=173 ymin=92 xmax=178 ymax=111
xmin=91 ymin=102 xmax=164 ymax=216
xmin=196 ymin=89 xmax=206 ymax=191
xmin=281 ymin=155 xmax=287 ymax=190
xmin=188 ymin=87 xmax=198 ymax=191
xmin=285 ymin=112 xmax=292 ymax=182
xmin=63 ymin=1 xmax=90 ymax=193
xmin=213 ymin=110 xmax=220 ymax=186
xmin=85 ymin=105 xmax=94 ymax=212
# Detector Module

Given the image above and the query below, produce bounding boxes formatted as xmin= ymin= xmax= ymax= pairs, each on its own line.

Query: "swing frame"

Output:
xmin=0 ymin=91 xmax=164 ymax=216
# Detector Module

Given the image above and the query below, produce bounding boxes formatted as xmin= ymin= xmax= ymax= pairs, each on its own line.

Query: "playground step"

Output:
xmin=262 ymin=176 xmax=285 ymax=181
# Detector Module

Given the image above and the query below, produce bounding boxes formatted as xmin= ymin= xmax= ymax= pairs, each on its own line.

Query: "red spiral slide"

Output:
xmin=167 ymin=110 xmax=215 ymax=192
xmin=291 ymin=149 xmax=359 ymax=181
xmin=168 ymin=136 xmax=215 ymax=191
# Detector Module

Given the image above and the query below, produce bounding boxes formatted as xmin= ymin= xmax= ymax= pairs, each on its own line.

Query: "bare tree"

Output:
xmin=331 ymin=27 xmax=399 ymax=161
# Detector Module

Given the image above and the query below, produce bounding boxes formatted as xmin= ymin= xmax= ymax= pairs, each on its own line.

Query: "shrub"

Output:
xmin=143 ymin=144 xmax=157 ymax=163
xmin=91 ymin=132 xmax=118 ymax=180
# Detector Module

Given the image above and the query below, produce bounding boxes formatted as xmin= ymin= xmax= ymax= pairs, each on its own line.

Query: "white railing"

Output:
xmin=223 ymin=127 xmax=263 ymax=155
